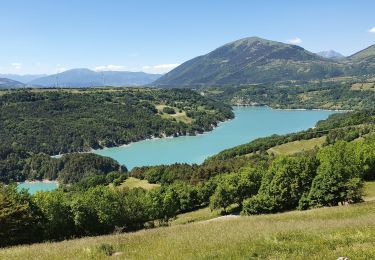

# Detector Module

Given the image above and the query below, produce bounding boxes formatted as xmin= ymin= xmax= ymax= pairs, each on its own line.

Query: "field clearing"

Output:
xmin=2 ymin=200 xmax=375 ymax=259
xmin=351 ymin=82 xmax=375 ymax=91
xmin=118 ymin=177 xmax=160 ymax=191
xmin=156 ymin=104 xmax=193 ymax=124
xmin=267 ymin=136 xmax=326 ymax=155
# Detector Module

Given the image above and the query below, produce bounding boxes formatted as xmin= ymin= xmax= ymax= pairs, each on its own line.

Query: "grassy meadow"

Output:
xmin=267 ymin=136 xmax=326 ymax=155
xmin=2 ymin=199 xmax=375 ymax=259
xmin=117 ymin=177 xmax=160 ymax=191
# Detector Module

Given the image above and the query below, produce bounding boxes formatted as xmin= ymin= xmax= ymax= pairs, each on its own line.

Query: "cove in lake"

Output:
xmin=95 ymin=106 xmax=335 ymax=170
xmin=17 ymin=181 xmax=58 ymax=195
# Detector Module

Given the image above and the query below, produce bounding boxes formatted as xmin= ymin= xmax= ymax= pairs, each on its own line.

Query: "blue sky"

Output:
xmin=1 ymin=0 xmax=375 ymax=75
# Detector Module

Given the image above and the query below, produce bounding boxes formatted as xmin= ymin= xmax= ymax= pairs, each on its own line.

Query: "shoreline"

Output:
xmin=94 ymin=117 xmax=234 ymax=152
xmin=51 ymin=105 xmax=339 ymax=157
xmin=52 ymin=117 xmax=235 ymax=156
xmin=233 ymin=104 xmax=351 ymax=112
xmin=18 ymin=180 xmax=59 ymax=185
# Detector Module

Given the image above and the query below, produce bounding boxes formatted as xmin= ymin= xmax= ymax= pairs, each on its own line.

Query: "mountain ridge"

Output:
xmin=0 ymin=78 xmax=25 ymax=89
xmin=29 ymin=68 xmax=161 ymax=87
xmin=154 ymin=37 xmax=375 ymax=87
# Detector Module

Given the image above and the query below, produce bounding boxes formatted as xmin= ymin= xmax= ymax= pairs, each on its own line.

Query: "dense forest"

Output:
xmin=0 ymin=88 xmax=233 ymax=155
xmin=1 ymin=108 xmax=374 ymax=247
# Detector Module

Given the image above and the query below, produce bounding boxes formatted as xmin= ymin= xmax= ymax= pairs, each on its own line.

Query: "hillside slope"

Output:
xmin=345 ymin=44 xmax=375 ymax=75
xmin=0 ymin=78 xmax=25 ymax=89
xmin=154 ymin=37 xmax=345 ymax=87
xmin=2 ymin=200 xmax=375 ymax=259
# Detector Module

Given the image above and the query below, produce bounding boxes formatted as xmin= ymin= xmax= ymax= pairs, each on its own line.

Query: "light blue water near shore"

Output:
xmin=17 ymin=181 xmax=58 ymax=194
xmin=95 ymin=106 xmax=335 ymax=170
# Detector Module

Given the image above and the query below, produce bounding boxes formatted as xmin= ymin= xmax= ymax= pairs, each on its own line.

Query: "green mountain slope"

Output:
xmin=345 ymin=44 xmax=375 ymax=75
xmin=154 ymin=37 xmax=345 ymax=87
xmin=154 ymin=37 xmax=375 ymax=87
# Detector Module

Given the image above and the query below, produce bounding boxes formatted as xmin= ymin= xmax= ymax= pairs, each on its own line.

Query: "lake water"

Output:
xmin=17 ymin=181 xmax=58 ymax=194
xmin=95 ymin=106 xmax=335 ymax=170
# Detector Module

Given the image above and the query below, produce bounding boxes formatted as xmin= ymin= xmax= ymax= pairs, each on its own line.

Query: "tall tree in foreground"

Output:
xmin=308 ymin=141 xmax=364 ymax=206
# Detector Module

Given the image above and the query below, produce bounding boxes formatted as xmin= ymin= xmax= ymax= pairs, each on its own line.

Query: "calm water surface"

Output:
xmin=95 ymin=106 xmax=335 ymax=169
xmin=17 ymin=181 xmax=58 ymax=194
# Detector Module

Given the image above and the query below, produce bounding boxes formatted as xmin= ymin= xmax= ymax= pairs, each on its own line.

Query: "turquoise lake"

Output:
xmin=17 ymin=181 xmax=58 ymax=194
xmin=95 ymin=106 xmax=335 ymax=170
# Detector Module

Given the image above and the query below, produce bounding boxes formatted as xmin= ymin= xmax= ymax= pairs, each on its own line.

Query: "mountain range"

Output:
xmin=1 ymin=37 xmax=375 ymax=89
xmin=0 ymin=74 xmax=48 ymax=83
xmin=0 ymin=69 xmax=161 ymax=88
xmin=29 ymin=69 xmax=161 ymax=87
xmin=154 ymin=37 xmax=375 ymax=87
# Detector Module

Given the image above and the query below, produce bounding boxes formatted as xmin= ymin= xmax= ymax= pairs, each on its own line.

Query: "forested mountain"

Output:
xmin=345 ymin=44 xmax=375 ymax=75
xmin=29 ymin=69 xmax=161 ymax=87
xmin=153 ymin=37 xmax=375 ymax=87
xmin=0 ymin=78 xmax=25 ymax=89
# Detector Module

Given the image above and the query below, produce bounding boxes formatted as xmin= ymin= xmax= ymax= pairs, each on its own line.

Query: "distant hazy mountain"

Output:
xmin=317 ymin=50 xmax=345 ymax=60
xmin=154 ymin=37 xmax=345 ymax=87
xmin=0 ymin=78 xmax=25 ymax=89
xmin=0 ymin=74 xmax=48 ymax=83
xmin=30 ymin=69 xmax=161 ymax=87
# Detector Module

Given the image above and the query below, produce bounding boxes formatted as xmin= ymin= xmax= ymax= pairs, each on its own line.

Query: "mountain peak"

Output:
xmin=317 ymin=50 xmax=345 ymax=60
xmin=154 ymin=36 xmax=332 ymax=86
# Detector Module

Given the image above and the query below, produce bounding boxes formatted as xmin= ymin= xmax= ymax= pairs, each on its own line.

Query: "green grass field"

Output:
xmin=171 ymin=207 xmax=221 ymax=226
xmin=268 ymin=136 xmax=326 ymax=155
xmin=117 ymin=177 xmax=160 ymax=191
xmin=2 ymin=199 xmax=375 ymax=259
xmin=364 ymin=181 xmax=375 ymax=201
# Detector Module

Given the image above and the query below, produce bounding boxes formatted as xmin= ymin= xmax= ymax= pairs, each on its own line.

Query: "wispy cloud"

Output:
xmin=56 ymin=64 xmax=67 ymax=73
xmin=142 ymin=63 xmax=180 ymax=74
xmin=11 ymin=62 xmax=22 ymax=70
xmin=369 ymin=27 xmax=375 ymax=33
xmin=287 ymin=37 xmax=302 ymax=45
xmin=94 ymin=65 xmax=126 ymax=71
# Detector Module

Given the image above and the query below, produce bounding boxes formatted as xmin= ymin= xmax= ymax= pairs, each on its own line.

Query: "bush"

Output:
xmin=162 ymin=106 xmax=176 ymax=114
xmin=241 ymin=194 xmax=278 ymax=215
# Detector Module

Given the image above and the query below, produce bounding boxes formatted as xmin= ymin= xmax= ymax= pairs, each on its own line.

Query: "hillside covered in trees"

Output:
xmin=0 ymin=88 xmax=233 ymax=155
xmin=202 ymin=77 xmax=375 ymax=110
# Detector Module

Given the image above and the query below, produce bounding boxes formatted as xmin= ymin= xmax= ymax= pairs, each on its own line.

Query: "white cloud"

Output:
xmin=287 ymin=37 xmax=302 ymax=45
xmin=56 ymin=67 xmax=67 ymax=73
xmin=94 ymin=64 xmax=126 ymax=71
xmin=11 ymin=62 xmax=22 ymax=70
xmin=142 ymin=63 xmax=180 ymax=74
xmin=369 ymin=27 xmax=375 ymax=33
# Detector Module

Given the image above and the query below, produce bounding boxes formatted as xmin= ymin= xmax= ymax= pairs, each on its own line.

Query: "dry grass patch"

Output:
xmin=351 ymin=82 xmax=375 ymax=91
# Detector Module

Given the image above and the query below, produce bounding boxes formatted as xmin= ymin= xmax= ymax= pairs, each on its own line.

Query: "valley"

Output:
xmin=1 ymin=2 xmax=375 ymax=257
